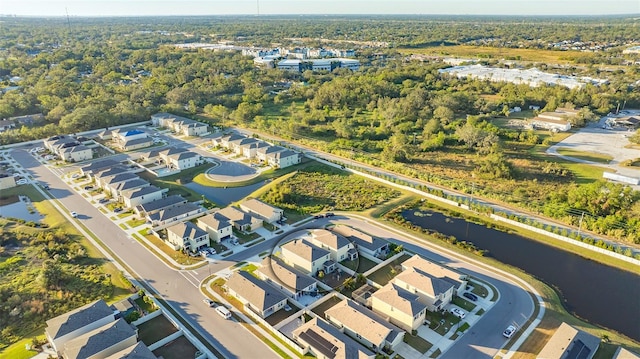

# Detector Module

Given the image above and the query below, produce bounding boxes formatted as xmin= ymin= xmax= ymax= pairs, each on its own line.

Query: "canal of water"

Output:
xmin=402 ymin=209 xmax=640 ymax=341
xmin=185 ymin=180 xmax=268 ymax=207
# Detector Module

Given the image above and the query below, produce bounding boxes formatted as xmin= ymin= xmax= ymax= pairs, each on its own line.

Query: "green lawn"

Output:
xmin=556 ymin=147 xmax=613 ymax=164
xmin=126 ymin=218 xmax=147 ymax=228
xmin=233 ymin=229 xmax=260 ymax=243
xmin=403 ymin=334 xmax=433 ymax=354
xmin=341 ymin=256 xmax=378 ymax=273
xmin=0 ymin=338 xmax=39 ymax=359
xmin=368 ymin=254 xmax=412 ymax=286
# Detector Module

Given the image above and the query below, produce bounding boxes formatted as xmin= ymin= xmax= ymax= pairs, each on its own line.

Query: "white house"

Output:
xmin=45 ymin=299 xmax=115 ymax=355
xmin=166 ymin=221 xmax=210 ymax=253
xmin=393 ymin=268 xmax=455 ymax=312
xmin=239 ymin=198 xmax=284 ymax=223
xmin=402 ymin=255 xmax=469 ymax=296
xmin=197 ymin=213 xmax=233 ymax=243
xmin=332 ymin=226 xmax=388 ymax=258
xmin=266 ymin=149 xmax=301 ymax=168
xmin=121 ymin=186 xmax=164 ymax=208
xmin=61 ymin=318 xmax=137 ymax=359
xmin=147 ymin=202 xmax=205 ymax=226
xmin=371 ymin=284 xmax=427 ymax=332
xmin=216 ymin=206 xmax=263 ymax=232
xmin=280 ymin=239 xmax=335 ymax=276
xmin=225 ymin=271 xmax=288 ymax=318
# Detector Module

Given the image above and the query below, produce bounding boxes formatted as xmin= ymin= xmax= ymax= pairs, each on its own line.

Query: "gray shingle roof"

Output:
xmin=198 ymin=213 xmax=231 ymax=231
xmin=81 ymin=159 xmax=120 ymax=174
xmin=293 ymin=317 xmax=375 ymax=359
xmin=148 ymin=202 xmax=202 ymax=222
xmin=166 ymin=221 xmax=208 ymax=240
xmin=122 ymin=185 xmax=162 ymax=199
xmin=258 ymin=257 xmax=316 ymax=294
xmin=226 ymin=271 xmax=287 ymax=312
xmin=136 ymin=195 xmax=186 ymax=214
xmin=104 ymin=173 xmax=140 ymax=186
xmin=63 ymin=318 xmax=136 ymax=359
xmin=282 ymin=239 xmax=329 ymax=262
xmin=103 ymin=342 xmax=156 ymax=359
xmin=46 ymin=299 xmax=114 ymax=340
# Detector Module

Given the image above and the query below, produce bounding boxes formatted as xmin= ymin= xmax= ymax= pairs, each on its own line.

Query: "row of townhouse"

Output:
xmin=370 ymin=255 xmax=469 ymax=331
xmin=151 ymin=112 xmax=209 ymax=136
xmin=212 ymin=133 xmax=301 ymax=168
xmin=44 ymin=135 xmax=93 ymax=162
xmin=45 ymin=299 xmax=156 ymax=359
xmin=139 ymin=147 xmax=203 ymax=171
xmin=88 ymin=163 xmax=166 ymax=208
xmin=197 ymin=198 xmax=284 ymax=240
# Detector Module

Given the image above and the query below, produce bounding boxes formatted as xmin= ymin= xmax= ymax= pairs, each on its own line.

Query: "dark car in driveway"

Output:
xmin=463 ymin=292 xmax=478 ymax=301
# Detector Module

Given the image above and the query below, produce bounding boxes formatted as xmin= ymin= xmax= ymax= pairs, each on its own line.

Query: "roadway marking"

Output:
xmin=179 ymin=270 xmax=201 ymax=288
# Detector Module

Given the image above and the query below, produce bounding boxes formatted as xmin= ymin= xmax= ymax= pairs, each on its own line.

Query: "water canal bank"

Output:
xmin=401 ymin=209 xmax=640 ymax=341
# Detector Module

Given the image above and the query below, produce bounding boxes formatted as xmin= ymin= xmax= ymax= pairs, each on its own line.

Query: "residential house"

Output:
xmin=308 ymin=229 xmax=357 ymax=262
xmin=332 ymin=226 xmax=388 ymax=258
xmin=151 ymin=113 xmax=208 ymax=136
xmin=150 ymin=112 xmax=175 ymax=127
xmin=158 ymin=147 xmax=202 ymax=171
xmin=256 ymin=257 xmax=317 ymax=299
xmin=121 ymin=186 xmax=164 ymax=208
xmin=214 ymin=133 xmax=245 ymax=149
xmin=108 ymin=179 xmax=150 ymax=201
xmin=292 ymin=317 xmax=375 ymax=359
xmin=98 ymin=173 xmax=140 ymax=194
xmin=134 ymin=195 xmax=187 ymax=216
xmin=371 ymin=284 xmax=427 ymax=332
xmin=119 ymin=137 xmax=153 ymax=151
xmin=280 ymin=239 xmax=335 ymax=276
xmin=402 ymin=255 xmax=469 ymax=296
xmin=147 ymin=202 xmax=205 ymax=227
xmin=60 ymin=144 xmax=93 ymax=162
xmin=113 ymin=129 xmax=148 ymax=149
xmin=393 ymin=268 xmax=455 ymax=312
xmin=530 ymin=117 xmax=572 ymax=132
xmin=0 ymin=172 xmax=16 ymax=190
xmin=225 ymin=271 xmax=288 ymax=318
xmin=537 ymin=322 xmax=600 ymax=359
xmin=242 ymin=140 xmax=270 ymax=159
xmin=96 ymin=129 xmax=113 ymax=141
xmin=61 ymin=318 xmax=137 ymax=359
xmin=612 ymin=347 xmax=640 ymax=359
xmin=266 ymin=149 xmax=301 ymax=168
xmin=229 ymin=137 xmax=258 ymax=155
xmin=45 ymin=299 xmax=116 ymax=354
xmin=166 ymin=221 xmax=210 ymax=253
xmin=256 ymin=145 xmax=285 ymax=163
xmin=216 ymin=206 xmax=262 ymax=232
xmin=325 ymin=300 xmax=404 ymax=353
xmin=92 ymin=166 xmax=130 ymax=183
xmin=103 ymin=342 xmax=156 ymax=359
xmin=80 ymin=159 xmax=121 ymax=176
xmin=197 ymin=213 xmax=233 ymax=243
xmin=240 ymin=198 xmax=284 ymax=223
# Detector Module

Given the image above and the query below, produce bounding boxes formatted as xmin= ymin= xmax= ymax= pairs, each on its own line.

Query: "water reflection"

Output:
xmin=402 ymin=209 xmax=640 ymax=341
xmin=0 ymin=195 xmax=44 ymax=222
xmin=184 ymin=180 xmax=268 ymax=207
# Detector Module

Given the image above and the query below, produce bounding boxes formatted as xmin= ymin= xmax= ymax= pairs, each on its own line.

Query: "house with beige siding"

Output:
xmin=216 ymin=206 xmax=262 ymax=232
xmin=240 ymin=198 xmax=284 ymax=223
xmin=266 ymin=149 xmax=301 ymax=168
xmin=256 ymin=257 xmax=317 ymax=299
xmin=103 ymin=342 xmax=156 ymax=359
xmin=281 ymin=239 xmax=335 ymax=276
xmin=197 ymin=212 xmax=233 ymax=242
xmin=166 ymin=221 xmax=209 ymax=253
xmin=393 ymin=268 xmax=455 ymax=312
xmin=292 ymin=317 xmax=375 ymax=359
xmin=537 ymin=322 xmax=600 ymax=359
xmin=325 ymin=299 xmax=404 ymax=353
xmin=332 ymin=226 xmax=388 ymax=258
xmin=308 ymin=229 xmax=357 ymax=262
xmin=402 ymin=255 xmax=469 ymax=296
xmin=121 ymin=186 xmax=164 ymax=208
xmin=371 ymin=284 xmax=427 ymax=332
xmin=225 ymin=271 xmax=287 ymax=318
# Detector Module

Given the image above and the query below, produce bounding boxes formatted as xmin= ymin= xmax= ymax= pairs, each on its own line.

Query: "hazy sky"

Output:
xmin=1 ymin=0 xmax=639 ymax=16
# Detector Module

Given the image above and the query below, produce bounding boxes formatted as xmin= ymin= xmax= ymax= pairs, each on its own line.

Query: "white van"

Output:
xmin=215 ymin=305 xmax=232 ymax=319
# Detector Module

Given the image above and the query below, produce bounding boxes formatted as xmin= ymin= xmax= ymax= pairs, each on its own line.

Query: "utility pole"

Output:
xmin=577 ymin=212 xmax=585 ymax=237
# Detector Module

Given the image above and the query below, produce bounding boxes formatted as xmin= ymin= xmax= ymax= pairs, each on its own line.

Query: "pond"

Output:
xmin=0 ymin=195 xmax=44 ymax=223
xmin=402 ymin=209 xmax=640 ymax=341
xmin=185 ymin=180 xmax=268 ymax=207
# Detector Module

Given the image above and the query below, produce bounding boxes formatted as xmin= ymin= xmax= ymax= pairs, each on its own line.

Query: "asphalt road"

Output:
xmin=10 ymin=148 xmax=278 ymax=359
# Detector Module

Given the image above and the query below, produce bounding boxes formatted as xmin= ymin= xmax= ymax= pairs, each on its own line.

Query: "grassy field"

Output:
xmin=556 ymin=147 xmax=613 ymax=164
xmin=398 ymin=45 xmax=596 ymax=64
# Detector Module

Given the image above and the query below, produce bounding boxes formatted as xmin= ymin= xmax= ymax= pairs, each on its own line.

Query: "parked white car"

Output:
xmin=503 ymin=325 xmax=516 ymax=338
xmin=450 ymin=307 xmax=466 ymax=319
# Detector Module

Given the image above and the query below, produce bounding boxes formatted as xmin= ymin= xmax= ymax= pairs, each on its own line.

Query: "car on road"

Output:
xmin=203 ymin=298 xmax=215 ymax=307
xmin=70 ymin=211 xmax=78 ymax=218
xmin=503 ymin=325 xmax=516 ymax=339
xmin=325 ymin=212 xmax=335 ymax=217
xmin=449 ymin=307 xmax=466 ymax=319
xmin=463 ymin=292 xmax=478 ymax=301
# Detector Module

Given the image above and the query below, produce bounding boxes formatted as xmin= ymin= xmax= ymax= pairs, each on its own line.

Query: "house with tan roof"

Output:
xmin=256 ymin=257 xmax=317 ymax=299
xmin=45 ymin=299 xmax=116 ymax=355
xmin=393 ymin=267 xmax=455 ymax=312
xmin=256 ymin=145 xmax=286 ymax=162
xmin=225 ymin=271 xmax=288 ymax=318
xmin=371 ymin=284 xmax=427 ymax=331
xmin=331 ymin=226 xmax=388 ymax=258
xmin=612 ymin=347 xmax=640 ymax=359
xmin=308 ymin=229 xmax=358 ymax=262
xmin=197 ymin=212 xmax=233 ymax=243
xmin=281 ymin=239 xmax=336 ymax=276
xmin=292 ymin=317 xmax=375 ymax=359
xmin=402 ymin=254 xmax=469 ymax=296
xmin=537 ymin=322 xmax=600 ymax=359
xmin=62 ymin=318 xmax=137 ymax=359
xmin=108 ymin=179 xmax=150 ymax=200
xmin=216 ymin=206 xmax=263 ymax=232
xmin=325 ymin=299 xmax=404 ymax=353
xmin=103 ymin=342 xmax=156 ymax=359
xmin=240 ymin=198 xmax=284 ymax=223
xmin=166 ymin=221 xmax=209 ymax=253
